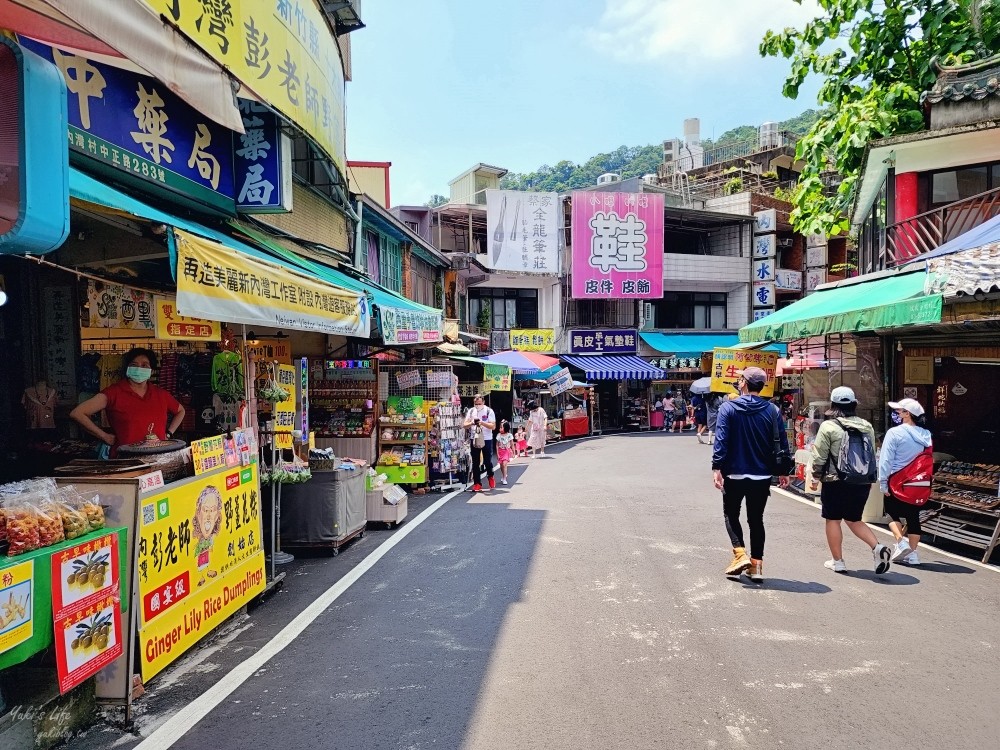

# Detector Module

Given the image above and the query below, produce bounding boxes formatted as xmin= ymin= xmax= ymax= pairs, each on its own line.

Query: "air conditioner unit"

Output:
xmin=597 ymin=172 xmax=621 ymax=185
xmin=777 ymin=238 xmax=794 ymax=249
xmin=642 ymin=174 xmax=658 ymax=186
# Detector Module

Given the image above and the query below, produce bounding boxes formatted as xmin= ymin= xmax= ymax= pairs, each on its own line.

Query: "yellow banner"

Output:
xmin=510 ymin=329 xmax=555 ymax=352
xmin=710 ymin=348 xmax=779 ymax=399
xmin=141 ymin=0 xmax=346 ymax=173
xmin=154 ymin=296 xmax=221 ymax=341
xmin=137 ymin=464 xmax=265 ymax=681
xmin=274 ymin=364 xmax=297 ymax=449
xmin=174 ymin=230 xmax=370 ymax=337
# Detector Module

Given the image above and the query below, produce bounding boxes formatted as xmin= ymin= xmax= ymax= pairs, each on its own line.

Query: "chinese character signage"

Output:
xmin=775 ymin=269 xmax=803 ymax=291
xmin=51 ymin=532 xmax=125 ymax=694
xmin=753 ymin=259 xmax=775 ymax=282
xmin=191 ymin=435 xmax=228 ymax=475
xmin=806 ymin=233 xmax=827 ymax=248
xmin=0 ymin=560 xmax=33 ymax=657
xmin=806 ymin=245 xmax=827 ymax=268
xmin=380 ymin=306 xmax=443 ymax=345
xmin=510 ymin=329 xmax=555 ymax=352
xmin=484 ymin=364 xmax=512 ymax=392
xmin=395 ymin=369 xmax=422 ymax=390
xmin=710 ymin=348 xmax=779 ymax=398
xmin=486 ymin=190 xmax=559 ymax=273
xmin=154 ymin=296 xmax=222 ymax=341
xmin=546 ymin=367 xmax=574 ymax=396
xmin=87 ymin=280 xmax=155 ymax=330
xmin=753 ymin=282 xmax=775 ymax=308
xmin=754 ymin=234 xmax=776 ymax=258
xmin=569 ymin=329 xmax=637 ymax=355
xmin=137 ymin=464 xmax=265 ymax=681
xmin=140 ymin=0 xmax=347 ymax=175
xmin=20 ymin=39 xmax=236 ymax=212
xmin=571 ymin=191 xmax=664 ymax=299
xmin=174 ymin=230 xmax=370 ymax=337
xmin=753 ymin=309 xmax=774 ymax=321
xmin=235 ymin=99 xmax=292 ymax=213
xmin=457 ymin=383 xmax=487 ymax=397
xmin=275 ymin=364 xmax=297 ymax=449
xmin=754 ymin=208 xmax=777 ymax=234
xmin=805 ymin=269 xmax=827 ymax=291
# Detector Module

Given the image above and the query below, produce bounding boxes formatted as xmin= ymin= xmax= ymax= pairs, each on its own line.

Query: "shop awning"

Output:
xmin=738 ymin=271 xmax=943 ymax=344
xmin=561 ymin=355 xmax=666 ymax=380
xmin=640 ymin=332 xmax=786 ymax=356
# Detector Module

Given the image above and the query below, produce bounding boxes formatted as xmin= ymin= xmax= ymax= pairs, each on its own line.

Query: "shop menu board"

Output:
xmin=0 ymin=560 xmax=34 ymax=657
xmin=710 ymin=348 xmax=779 ymax=399
xmin=52 ymin=532 xmax=124 ymax=694
xmin=137 ymin=464 xmax=265 ymax=681
xmin=191 ymin=430 xmax=258 ymax=475
xmin=275 ymin=364 xmax=298 ymax=449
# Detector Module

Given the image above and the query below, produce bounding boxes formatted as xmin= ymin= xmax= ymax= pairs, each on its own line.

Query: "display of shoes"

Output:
xmin=824 ymin=558 xmax=847 ymax=573
xmin=890 ymin=539 xmax=912 ymax=562
xmin=873 ymin=543 xmax=892 ymax=575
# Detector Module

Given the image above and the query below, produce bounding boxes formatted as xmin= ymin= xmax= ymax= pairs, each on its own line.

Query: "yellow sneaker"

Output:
xmin=724 ymin=547 xmax=751 ymax=577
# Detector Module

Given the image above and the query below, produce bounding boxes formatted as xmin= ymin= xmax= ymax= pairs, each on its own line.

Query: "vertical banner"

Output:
xmin=486 ymin=190 xmax=560 ymax=272
xmin=274 ymin=364 xmax=297 ymax=449
xmin=235 ymin=99 xmax=292 ymax=213
xmin=571 ymin=192 xmax=664 ymax=299
xmin=298 ymin=357 xmax=309 ymax=439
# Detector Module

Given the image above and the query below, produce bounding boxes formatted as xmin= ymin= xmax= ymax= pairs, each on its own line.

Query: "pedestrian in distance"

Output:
xmin=526 ymin=401 xmax=548 ymax=457
xmin=712 ymin=367 xmax=793 ymax=583
xmin=662 ymin=393 xmax=675 ymax=431
xmin=811 ymin=387 xmax=892 ymax=575
xmin=514 ymin=424 xmax=528 ymax=457
xmin=464 ymin=395 xmax=497 ymax=491
xmin=879 ymin=398 xmax=933 ymax=565
xmin=692 ymin=392 xmax=709 ymax=443
xmin=705 ymin=392 xmax=723 ymax=444
xmin=495 ymin=420 xmax=514 ymax=485
xmin=671 ymin=391 xmax=688 ymax=433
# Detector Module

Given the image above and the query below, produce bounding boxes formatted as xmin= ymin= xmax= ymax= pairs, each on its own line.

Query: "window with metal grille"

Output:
xmin=379 ymin=234 xmax=403 ymax=293
xmin=409 ymin=255 xmax=437 ymax=307
xmin=651 ymin=292 xmax=726 ymax=329
xmin=468 ymin=288 xmax=537 ymax=329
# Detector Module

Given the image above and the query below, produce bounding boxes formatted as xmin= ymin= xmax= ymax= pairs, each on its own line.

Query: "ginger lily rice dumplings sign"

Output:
xmin=571 ymin=192 xmax=664 ymax=299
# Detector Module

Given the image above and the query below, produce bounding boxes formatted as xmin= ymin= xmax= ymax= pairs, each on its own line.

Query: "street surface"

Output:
xmin=72 ymin=433 xmax=1000 ymax=750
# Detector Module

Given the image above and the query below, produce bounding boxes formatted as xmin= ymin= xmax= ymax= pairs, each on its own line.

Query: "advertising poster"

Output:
xmin=509 ymin=329 xmax=556 ymax=352
xmin=51 ymin=532 xmax=120 ymax=622
xmin=571 ymin=191 xmax=664 ymax=300
xmin=137 ymin=464 xmax=265 ymax=681
xmin=485 ymin=189 xmax=560 ymax=272
xmin=54 ymin=596 xmax=123 ymax=694
xmin=86 ymin=280 xmax=155 ymax=330
xmin=484 ymin=364 xmax=512 ymax=393
xmin=710 ymin=348 xmax=779 ymax=398
xmin=395 ymin=369 xmax=423 ymax=390
xmin=274 ymin=365 xmax=298 ymax=449
xmin=546 ymin=367 xmax=574 ymax=396
xmin=0 ymin=561 xmax=33 ymax=655
xmin=154 ymin=297 xmax=221 ymax=341
xmin=191 ymin=435 xmax=228 ymax=475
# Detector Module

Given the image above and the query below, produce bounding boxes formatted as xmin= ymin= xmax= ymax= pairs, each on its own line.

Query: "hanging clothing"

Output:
xmin=22 ymin=385 xmax=57 ymax=430
xmin=98 ymin=354 xmax=124 ymax=391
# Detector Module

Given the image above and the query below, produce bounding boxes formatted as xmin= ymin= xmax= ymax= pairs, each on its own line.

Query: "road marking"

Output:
xmin=773 ymin=487 xmax=1000 ymax=574
xmin=133 ymin=489 xmax=463 ymax=750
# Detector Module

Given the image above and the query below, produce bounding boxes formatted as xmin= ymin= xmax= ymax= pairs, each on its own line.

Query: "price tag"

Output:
xmin=137 ymin=470 xmax=165 ymax=494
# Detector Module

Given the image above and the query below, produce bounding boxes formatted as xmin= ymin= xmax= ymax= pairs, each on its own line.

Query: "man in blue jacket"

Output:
xmin=711 ymin=366 xmax=791 ymax=582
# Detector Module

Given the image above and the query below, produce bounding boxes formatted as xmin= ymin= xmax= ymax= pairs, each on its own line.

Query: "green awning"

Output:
xmin=739 ymin=271 xmax=942 ymax=344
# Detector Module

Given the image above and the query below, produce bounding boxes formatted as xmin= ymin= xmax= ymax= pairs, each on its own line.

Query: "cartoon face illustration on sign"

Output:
xmin=193 ymin=485 xmax=222 ymax=586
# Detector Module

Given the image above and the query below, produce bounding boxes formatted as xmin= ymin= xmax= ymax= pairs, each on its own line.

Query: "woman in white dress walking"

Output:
xmin=526 ymin=401 xmax=548 ymax=457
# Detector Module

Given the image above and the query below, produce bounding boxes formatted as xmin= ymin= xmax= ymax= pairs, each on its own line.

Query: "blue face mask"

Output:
xmin=126 ymin=366 xmax=152 ymax=384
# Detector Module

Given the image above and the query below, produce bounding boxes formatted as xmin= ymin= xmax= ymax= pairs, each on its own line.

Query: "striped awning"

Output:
xmin=561 ymin=355 xmax=665 ymax=380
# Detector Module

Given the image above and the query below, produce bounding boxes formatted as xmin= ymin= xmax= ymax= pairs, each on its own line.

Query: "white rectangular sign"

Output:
xmin=753 ymin=308 xmax=774 ymax=321
xmin=486 ymin=189 xmax=560 ymax=273
xmin=806 ymin=269 xmax=827 ymax=291
xmin=753 ymin=282 xmax=776 ymax=308
xmin=754 ymin=234 xmax=776 ymax=258
xmin=806 ymin=245 xmax=828 ymax=268
xmin=753 ymin=259 xmax=776 ymax=282
xmin=775 ymin=268 xmax=803 ymax=291
xmin=754 ymin=208 xmax=777 ymax=235
xmin=806 ymin=233 xmax=827 ymax=248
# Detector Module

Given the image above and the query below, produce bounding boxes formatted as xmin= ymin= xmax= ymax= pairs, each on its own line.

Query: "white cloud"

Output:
xmin=584 ymin=0 xmax=820 ymax=64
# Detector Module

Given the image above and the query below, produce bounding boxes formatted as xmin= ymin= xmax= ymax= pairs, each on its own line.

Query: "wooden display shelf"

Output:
xmin=380 ymin=439 xmax=426 ymax=445
xmin=314 ymin=432 xmax=373 ymax=439
xmin=935 ymin=476 xmax=999 ymax=493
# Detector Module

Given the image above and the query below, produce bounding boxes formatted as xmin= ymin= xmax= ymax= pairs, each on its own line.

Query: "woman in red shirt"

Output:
xmin=71 ymin=348 xmax=185 ymax=456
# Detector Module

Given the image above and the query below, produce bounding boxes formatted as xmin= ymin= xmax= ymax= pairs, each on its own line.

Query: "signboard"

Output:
xmin=43 ymin=286 xmax=77 ymax=405
xmin=139 ymin=0 xmax=346 ymax=174
xmin=298 ymin=357 xmax=309 ymax=438
xmin=154 ymin=296 xmax=221 ymax=341
xmin=174 ymin=230 xmax=370 ymax=337
xmin=191 ymin=435 xmax=227 ymax=475
xmin=395 ymin=369 xmax=422 ymax=390
xmin=806 ymin=245 xmax=828 ymax=268
xmin=426 ymin=369 xmax=453 ymax=388
xmin=546 ymin=367 xmax=574 ymax=396
xmin=753 ymin=259 xmax=775 ymax=283
xmin=485 ymin=190 xmax=559 ymax=272
xmin=569 ymin=329 xmax=637 ymax=355
xmin=245 ymin=339 xmax=293 ymax=365
xmin=753 ymin=309 xmax=774 ymax=321
xmin=20 ymin=39 xmax=235 ymax=212
xmin=806 ymin=233 xmax=827 ymax=248
xmin=0 ymin=560 xmax=34 ymax=656
xmin=51 ymin=532 xmax=124 ymax=694
xmin=457 ymin=383 xmax=486 ymax=397
xmin=571 ymin=191 xmax=664 ymax=299
xmin=87 ymin=280 xmax=154 ymax=330
xmin=484 ymin=364 xmax=512 ymax=392
xmin=753 ymin=282 xmax=775 ymax=308
xmin=774 ymin=269 xmax=803 ymax=291
xmin=138 ymin=471 xmax=166 ymax=495
xmin=710 ymin=347 xmax=779 ymax=398
xmin=754 ymin=234 xmax=776 ymax=258
xmin=380 ymin=307 xmax=443 ymax=345
xmin=510 ymin=328 xmax=556 ymax=352
xmin=275 ymin=364 xmax=297 ymax=449
xmin=137 ymin=464 xmax=265 ymax=681
xmin=235 ymin=99 xmax=292 ymax=213
xmin=805 ymin=269 xmax=827 ymax=291
xmin=754 ymin=208 xmax=777 ymax=234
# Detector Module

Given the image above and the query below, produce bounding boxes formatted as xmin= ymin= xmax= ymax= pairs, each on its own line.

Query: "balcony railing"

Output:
xmin=887 ymin=186 xmax=1000 ymax=266
xmin=701 ymin=131 xmax=799 ymax=168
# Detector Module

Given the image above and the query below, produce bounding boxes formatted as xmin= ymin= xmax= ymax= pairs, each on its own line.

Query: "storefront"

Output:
xmin=559 ymin=355 xmax=666 ymax=433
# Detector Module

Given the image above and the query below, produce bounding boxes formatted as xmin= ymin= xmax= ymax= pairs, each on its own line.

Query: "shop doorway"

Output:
xmin=596 ymin=380 xmax=623 ymax=432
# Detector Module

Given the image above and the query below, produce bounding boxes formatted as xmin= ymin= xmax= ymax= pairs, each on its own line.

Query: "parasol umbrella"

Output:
xmin=485 ymin=350 xmax=560 ymax=374
xmin=689 ymin=376 xmax=713 ymax=394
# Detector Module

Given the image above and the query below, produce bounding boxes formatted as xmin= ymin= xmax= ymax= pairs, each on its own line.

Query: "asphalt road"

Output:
xmin=70 ymin=433 xmax=1000 ymax=750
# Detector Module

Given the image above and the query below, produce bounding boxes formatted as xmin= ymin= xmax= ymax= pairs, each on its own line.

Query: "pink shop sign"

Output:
xmin=571 ymin=191 xmax=664 ymax=299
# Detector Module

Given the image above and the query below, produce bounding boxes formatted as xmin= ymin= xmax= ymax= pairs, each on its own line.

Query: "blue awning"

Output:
xmin=561 ymin=355 xmax=665 ymax=380
xmin=640 ymin=332 xmax=786 ymax=356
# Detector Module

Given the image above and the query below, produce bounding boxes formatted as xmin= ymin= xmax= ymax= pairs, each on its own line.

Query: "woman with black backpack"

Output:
xmin=811 ymin=387 xmax=892 ymax=575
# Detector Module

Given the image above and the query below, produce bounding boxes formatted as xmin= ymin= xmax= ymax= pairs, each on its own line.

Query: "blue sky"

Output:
xmin=346 ymin=0 xmax=822 ymax=206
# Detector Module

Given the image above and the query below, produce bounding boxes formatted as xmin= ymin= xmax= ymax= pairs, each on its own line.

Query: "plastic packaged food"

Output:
xmin=6 ymin=496 xmax=42 ymax=556
xmin=55 ymin=486 xmax=93 ymax=540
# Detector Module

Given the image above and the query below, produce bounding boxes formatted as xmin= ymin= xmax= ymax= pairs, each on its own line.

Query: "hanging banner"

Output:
xmin=87 ymin=280 xmax=155 ymax=330
xmin=0 ymin=560 xmax=34 ymax=656
xmin=710 ymin=348 xmax=779 ymax=398
xmin=235 ymin=98 xmax=292 ymax=213
xmin=569 ymin=329 xmax=637 ymax=355
xmin=571 ymin=191 xmax=664 ymax=300
xmin=138 ymin=0 xmax=346 ymax=174
xmin=484 ymin=364 xmax=512 ymax=392
xmin=137 ymin=464 xmax=265 ymax=681
xmin=379 ymin=306 xmax=443 ymax=345
xmin=154 ymin=296 xmax=222 ymax=341
xmin=174 ymin=230 xmax=370 ymax=337
xmin=510 ymin=329 xmax=555 ymax=352
xmin=546 ymin=367 xmax=574 ymax=396
xmin=275 ymin=364 xmax=297 ymax=449
xmin=485 ymin=190 xmax=560 ymax=272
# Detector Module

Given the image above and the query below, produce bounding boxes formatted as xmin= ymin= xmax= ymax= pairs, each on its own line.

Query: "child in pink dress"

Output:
xmin=495 ymin=421 xmax=514 ymax=485
xmin=514 ymin=425 xmax=527 ymax=457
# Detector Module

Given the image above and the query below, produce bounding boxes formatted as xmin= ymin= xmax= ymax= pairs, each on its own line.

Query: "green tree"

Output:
xmin=761 ymin=0 xmax=1000 ymax=236
xmin=425 ymin=194 xmax=448 ymax=207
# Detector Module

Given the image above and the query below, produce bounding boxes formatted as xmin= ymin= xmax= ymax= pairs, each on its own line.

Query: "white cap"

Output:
xmin=888 ymin=398 xmax=925 ymax=417
xmin=830 ymin=386 xmax=856 ymax=404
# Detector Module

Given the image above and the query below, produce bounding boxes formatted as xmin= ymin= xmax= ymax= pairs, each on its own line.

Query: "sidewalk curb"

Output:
xmin=772 ymin=487 xmax=1000 ymax=574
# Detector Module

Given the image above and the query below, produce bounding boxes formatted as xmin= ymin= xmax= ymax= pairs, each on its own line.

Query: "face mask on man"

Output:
xmin=126 ymin=366 xmax=152 ymax=384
